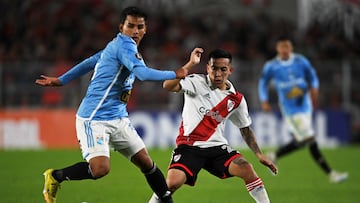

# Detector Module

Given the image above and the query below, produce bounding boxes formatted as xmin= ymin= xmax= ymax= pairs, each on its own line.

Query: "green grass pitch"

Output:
xmin=1 ymin=145 xmax=359 ymax=203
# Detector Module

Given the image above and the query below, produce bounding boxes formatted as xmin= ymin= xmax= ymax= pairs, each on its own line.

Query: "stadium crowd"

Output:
xmin=1 ymin=0 xmax=360 ymax=139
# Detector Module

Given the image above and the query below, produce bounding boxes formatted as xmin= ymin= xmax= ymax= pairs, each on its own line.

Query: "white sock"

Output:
xmin=148 ymin=193 xmax=161 ymax=203
xmin=246 ymin=178 xmax=270 ymax=203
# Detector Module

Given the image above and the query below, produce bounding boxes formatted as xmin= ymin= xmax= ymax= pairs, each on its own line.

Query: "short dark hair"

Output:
xmin=120 ymin=6 xmax=147 ymax=24
xmin=276 ymin=35 xmax=294 ymax=43
xmin=208 ymin=49 xmax=232 ymax=63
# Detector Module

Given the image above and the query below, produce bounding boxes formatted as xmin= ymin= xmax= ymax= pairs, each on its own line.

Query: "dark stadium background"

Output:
xmin=0 ymin=0 xmax=359 ymax=148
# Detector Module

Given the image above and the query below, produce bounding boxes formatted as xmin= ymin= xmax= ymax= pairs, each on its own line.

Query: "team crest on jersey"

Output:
xmin=227 ymin=99 xmax=235 ymax=112
xmin=135 ymin=53 xmax=143 ymax=60
xmin=173 ymin=154 xmax=181 ymax=162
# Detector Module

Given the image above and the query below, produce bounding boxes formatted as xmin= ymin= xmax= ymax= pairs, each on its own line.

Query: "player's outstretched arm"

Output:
xmin=35 ymin=75 xmax=62 ymax=86
xmin=174 ymin=47 xmax=203 ymax=78
xmin=240 ymin=126 xmax=278 ymax=175
xmin=35 ymin=51 xmax=101 ymax=86
xmin=184 ymin=47 xmax=203 ymax=70
xmin=164 ymin=47 xmax=203 ymax=92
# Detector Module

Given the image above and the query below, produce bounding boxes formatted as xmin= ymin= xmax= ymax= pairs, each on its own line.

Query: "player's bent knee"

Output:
xmin=230 ymin=158 xmax=256 ymax=178
xmin=232 ymin=157 xmax=252 ymax=168
xmin=92 ymin=168 xmax=110 ymax=178
xmin=89 ymin=156 xmax=111 ymax=178
xmin=167 ymin=176 xmax=184 ymax=189
xmin=238 ymin=161 xmax=254 ymax=173
xmin=90 ymin=163 xmax=110 ymax=178
xmin=166 ymin=170 xmax=186 ymax=193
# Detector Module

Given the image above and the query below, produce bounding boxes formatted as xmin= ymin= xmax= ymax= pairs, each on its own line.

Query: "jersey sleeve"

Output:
xmin=258 ymin=62 xmax=272 ymax=102
xmin=301 ymin=56 xmax=319 ymax=89
xmin=179 ymin=74 xmax=198 ymax=95
xmin=133 ymin=66 xmax=176 ymax=81
xmin=228 ymin=97 xmax=252 ymax=128
xmin=117 ymin=37 xmax=176 ymax=81
xmin=58 ymin=51 xmax=102 ymax=85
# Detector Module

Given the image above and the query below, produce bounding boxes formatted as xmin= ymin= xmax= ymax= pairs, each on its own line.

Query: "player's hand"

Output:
xmin=261 ymin=102 xmax=272 ymax=112
xmin=35 ymin=75 xmax=62 ymax=86
xmin=175 ymin=47 xmax=204 ymax=79
xmin=258 ymin=153 xmax=278 ymax=175
xmin=189 ymin=47 xmax=203 ymax=66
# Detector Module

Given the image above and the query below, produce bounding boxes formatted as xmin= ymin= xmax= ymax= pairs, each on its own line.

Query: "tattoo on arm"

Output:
xmin=240 ymin=127 xmax=261 ymax=154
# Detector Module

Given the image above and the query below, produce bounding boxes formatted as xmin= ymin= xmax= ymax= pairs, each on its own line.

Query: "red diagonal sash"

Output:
xmin=176 ymin=92 xmax=243 ymax=145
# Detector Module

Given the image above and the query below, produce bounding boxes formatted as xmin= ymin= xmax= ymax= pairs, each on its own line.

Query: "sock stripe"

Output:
xmin=246 ymin=178 xmax=263 ymax=191
xmin=143 ymin=162 xmax=157 ymax=175
xmin=245 ymin=177 xmax=260 ymax=185
xmin=88 ymin=165 xmax=95 ymax=178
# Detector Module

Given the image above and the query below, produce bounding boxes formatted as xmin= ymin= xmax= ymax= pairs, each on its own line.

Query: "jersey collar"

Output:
xmin=276 ymin=53 xmax=295 ymax=66
xmin=206 ymin=75 xmax=236 ymax=94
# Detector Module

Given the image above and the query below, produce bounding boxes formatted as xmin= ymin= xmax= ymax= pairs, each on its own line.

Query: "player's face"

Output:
xmin=207 ymin=58 xmax=233 ymax=90
xmin=276 ymin=40 xmax=293 ymax=60
xmin=119 ymin=15 xmax=147 ymax=46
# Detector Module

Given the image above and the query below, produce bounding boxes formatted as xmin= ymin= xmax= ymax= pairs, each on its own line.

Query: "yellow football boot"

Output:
xmin=43 ymin=169 xmax=60 ymax=203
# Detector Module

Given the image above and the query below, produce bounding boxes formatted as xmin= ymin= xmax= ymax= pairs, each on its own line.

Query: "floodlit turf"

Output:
xmin=0 ymin=145 xmax=359 ymax=203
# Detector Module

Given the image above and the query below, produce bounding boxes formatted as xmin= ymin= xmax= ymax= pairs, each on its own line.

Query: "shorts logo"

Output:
xmin=221 ymin=145 xmax=234 ymax=153
xmin=173 ymin=154 xmax=181 ymax=162
xmin=96 ymin=136 xmax=104 ymax=145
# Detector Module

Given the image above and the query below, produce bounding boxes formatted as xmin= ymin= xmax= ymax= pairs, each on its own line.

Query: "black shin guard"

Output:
xmin=53 ymin=162 xmax=96 ymax=182
xmin=309 ymin=141 xmax=331 ymax=174
xmin=143 ymin=163 xmax=173 ymax=203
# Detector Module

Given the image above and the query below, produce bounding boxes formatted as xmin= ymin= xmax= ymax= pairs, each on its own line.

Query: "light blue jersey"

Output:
xmin=58 ymin=33 xmax=176 ymax=120
xmin=258 ymin=53 xmax=319 ymax=115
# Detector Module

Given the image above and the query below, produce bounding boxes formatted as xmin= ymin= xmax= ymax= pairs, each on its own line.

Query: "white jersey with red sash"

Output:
xmin=176 ymin=74 xmax=252 ymax=148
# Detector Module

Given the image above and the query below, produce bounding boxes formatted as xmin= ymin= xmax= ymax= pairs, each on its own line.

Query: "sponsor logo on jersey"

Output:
xmin=120 ymin=90 xmax=131 ymax=103
xmin=124 ymin=74 xmax=135 ymax=86
xmin=278 ymin=78 xmax=304 ymax=88
xmin=135 ymin=53 xmax=143 ymax=60
xmin=199 ymin=107 xmax=225 ymax=123
xmin=286 ymin=86 xmax=304 ymax=98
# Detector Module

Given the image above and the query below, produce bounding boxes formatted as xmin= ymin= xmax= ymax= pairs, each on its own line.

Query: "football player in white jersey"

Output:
xmin=36 ymin=6 xmax=202 ymax=203
xmin=149 ymin=49 xmax=277 ymax=203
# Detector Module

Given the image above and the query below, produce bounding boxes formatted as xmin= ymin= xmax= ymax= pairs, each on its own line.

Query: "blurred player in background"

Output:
xmin=36 ymin=6 xmax=202 ymax=203
xmin=149 ymin=49 xmax=277 ymax=203
xmin=258 ymin=36 xmax=348 ymax=183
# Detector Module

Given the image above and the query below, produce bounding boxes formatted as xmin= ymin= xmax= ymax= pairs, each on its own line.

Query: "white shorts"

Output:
xmin=76 ymin=116 xmax=145 ymax=161
xmin=283 ymin=112 xmax=314 ymax=142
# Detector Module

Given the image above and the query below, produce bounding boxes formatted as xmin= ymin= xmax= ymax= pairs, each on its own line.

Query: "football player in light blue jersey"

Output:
xmin=36 ymin=6 xmax=203 ymax=203
xmin=258 ymin=36 xmax=348 ymax=183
